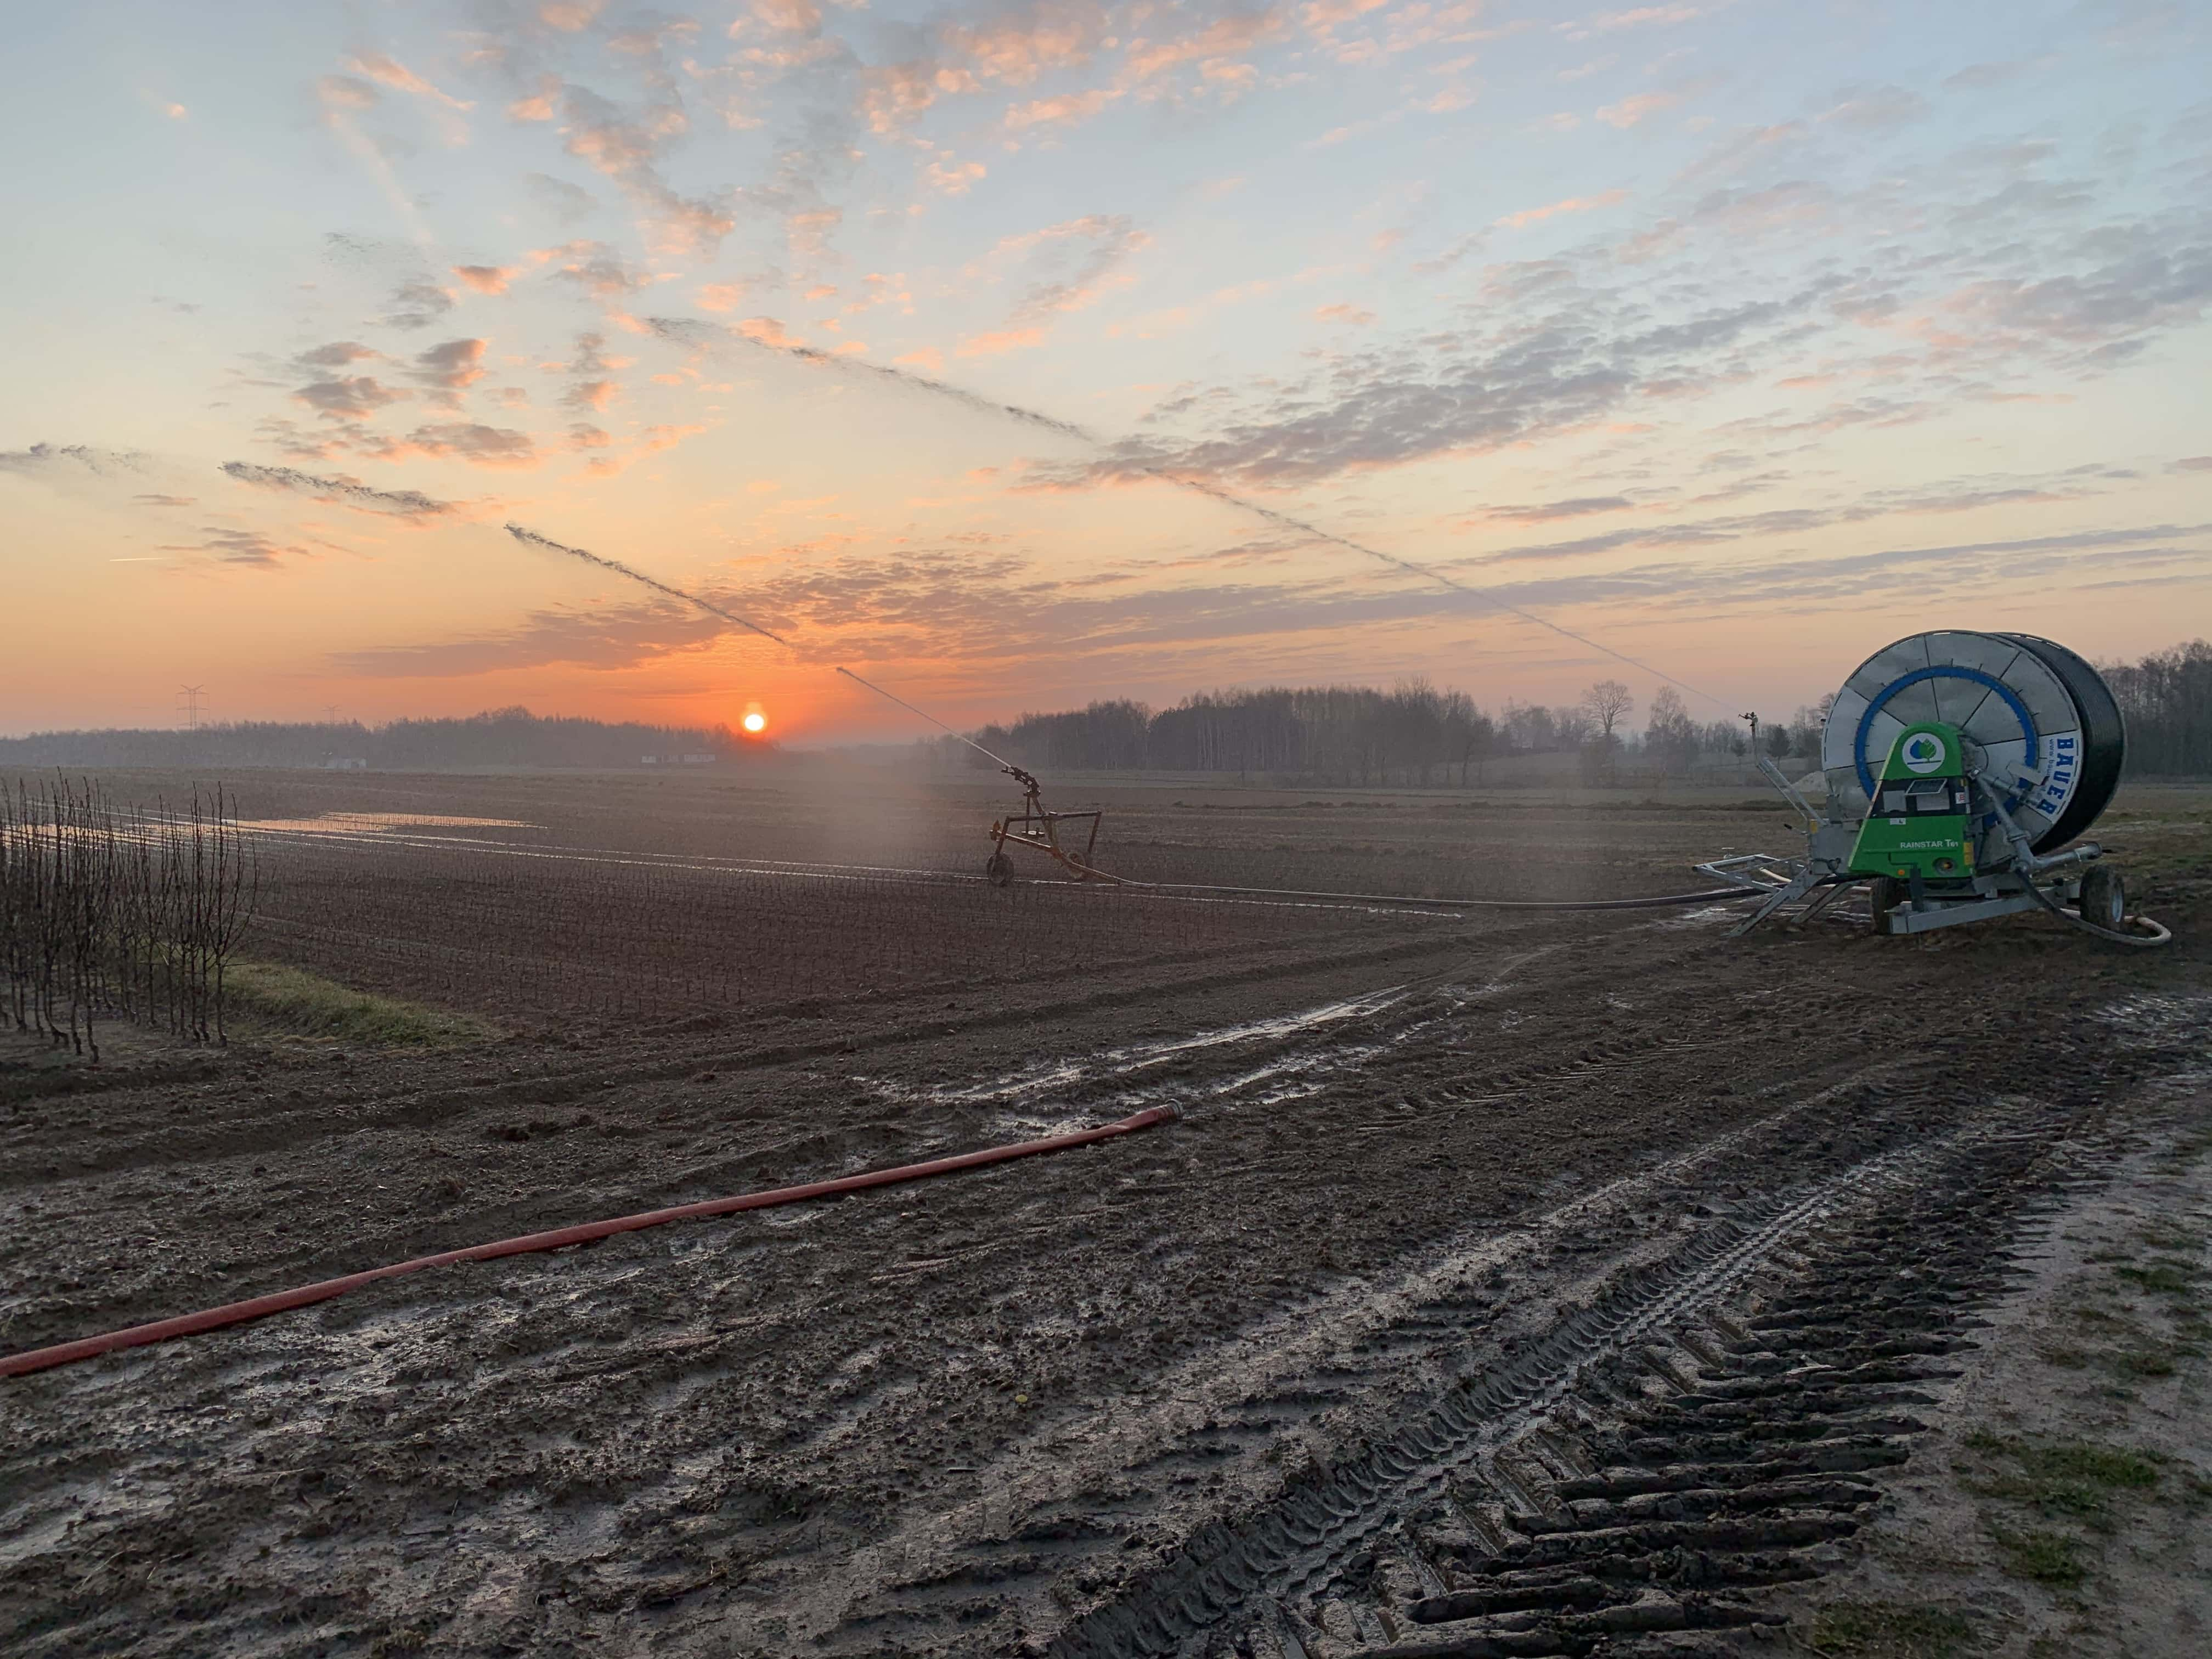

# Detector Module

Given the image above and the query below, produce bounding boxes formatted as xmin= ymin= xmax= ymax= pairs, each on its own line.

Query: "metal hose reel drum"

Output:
xmin=1820 ymin=631 xmax=2127 ymax=863
xmin=1703 ymin=629 xmax=2164 ymax=944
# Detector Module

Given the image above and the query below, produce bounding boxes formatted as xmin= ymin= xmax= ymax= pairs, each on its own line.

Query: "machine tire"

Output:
xmin=1869 ymin=876 xmax=1906 ymax=918
xmin=985 ymin=852 xmax=1014 ymax=888
xmin=2079 ymin=865 xmax=2124 ymax=930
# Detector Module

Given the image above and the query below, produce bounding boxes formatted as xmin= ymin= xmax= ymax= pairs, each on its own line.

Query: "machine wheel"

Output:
xmin=1869 ymin=876 xmax=1906 ymax=918
xmin=2079 ymin=865 xmax=2125 ymax=930
xmin=985 ymin=852 xmax=1013 ymax=888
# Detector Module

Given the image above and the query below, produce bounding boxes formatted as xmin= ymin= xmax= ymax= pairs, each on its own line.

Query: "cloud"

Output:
xmin=926 ymin=155 xmax=988 ymax=194
xmin=696 ymin=281 xmax=749 ymax=311
xmin=157 ymin=527 xmax=312 ymax=569
xmin=557 ymin=84 xmax=734 ymax=258
xmin=1560 ymin=5 xmax=1705 ymax=40
xmin=526 ymin=172 xmax=599 ymax=222
xmin=993 ymin=213 xmax=1150 ymax=330
xmin=1596 ymin=91 xmax=1680 ymax=128
xmin=2173 ymin=456 xmax=2212 ymax=472
xmin=1818 ymin=84 xmax=1928 ymax=132
xmin=532 ymin=239 xmax=650 ymax=301
xmin=563 ymin=331 xmax=620 ymax=411
xmin=1314 ymin=303 xmax=1376 ymax=325
xmin=410 ymin=337 xmax=489 ymax=408
xmin=958 ymin=327 xmax=1047 ymax=356
xmin=332 ymin=596 xmax=731 ymax=677
xmin=319 ymin=75 xmax=379 ymax=112
xmin=347 ymin=50 xmax=471 ymax=109
xmin=294 ymin=376 xmax=408 ymax=421
xmin=1496 ymin=188 xmax=1628 ymax=228
xmin=297 ymin=341 xmax=380 ymax=369
xmin=1482 ymin=496 xmax=1637 ymax=524
xmin=453 ymin=264 xmax=517 ymax=295
xmin=1005 ymin=88 xmax=1121 ymax=132
xmin=0 ymin=442 xmax=151 ymax=482
xmin=358 ymin=424 xmax=539 ymax=469
xmin=385 ymin=279 xmax=456 ymax=329
xmin=344 ymin=49 xmax=473 ymax=144
xmin=219 ymin=461 xmax=461 ymax=520
xmin=540 ymin=0 xmax=606 ymax=31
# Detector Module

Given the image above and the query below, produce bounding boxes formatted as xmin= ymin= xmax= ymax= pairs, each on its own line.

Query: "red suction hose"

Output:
xmin=1 ymin=1104 xmax=1180 ymax=1379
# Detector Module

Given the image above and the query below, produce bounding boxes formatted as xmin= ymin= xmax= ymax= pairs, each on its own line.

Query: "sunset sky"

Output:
xmin=3 ymin=0 xmax=2208 ymax=743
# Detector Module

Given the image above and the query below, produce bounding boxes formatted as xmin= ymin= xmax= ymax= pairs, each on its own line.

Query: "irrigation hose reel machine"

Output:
xmin=1706 ymin=630 xmax=2166 ymax=945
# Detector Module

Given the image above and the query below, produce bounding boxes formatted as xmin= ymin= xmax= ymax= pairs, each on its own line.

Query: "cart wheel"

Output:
xmin=2079 ymin=865 xmax=2124 ymax=930
xmin=1869 ymin=876 xmax=1906 ymax=919
xmin=986 ymin=852 xmax=1013 ymax=887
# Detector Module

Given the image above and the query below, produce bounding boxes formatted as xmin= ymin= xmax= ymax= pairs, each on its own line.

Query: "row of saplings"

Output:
xmin=0 ymin=778 xmax=254 ymax=1061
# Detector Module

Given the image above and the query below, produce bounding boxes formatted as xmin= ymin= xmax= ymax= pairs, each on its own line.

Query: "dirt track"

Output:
xmin=3 ymin=781 xmax=2209 ymax=1657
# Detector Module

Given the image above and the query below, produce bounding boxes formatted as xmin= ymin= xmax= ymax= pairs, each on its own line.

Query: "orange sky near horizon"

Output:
xmin=4 ymin=1 xmax=2208 ymax=743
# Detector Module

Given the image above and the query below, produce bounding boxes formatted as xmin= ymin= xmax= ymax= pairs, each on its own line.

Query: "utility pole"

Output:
xmin=324 ymin=704 xmax=341 ymax=725
xmin=178 ymin=685 xmax=205 ymax=731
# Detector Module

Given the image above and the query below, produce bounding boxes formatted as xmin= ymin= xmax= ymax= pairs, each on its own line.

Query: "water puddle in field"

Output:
xmin=862 ymin=986 xmax=1410 ymax=1112
xmin=236 ymin=813 xmax=538 ymax=834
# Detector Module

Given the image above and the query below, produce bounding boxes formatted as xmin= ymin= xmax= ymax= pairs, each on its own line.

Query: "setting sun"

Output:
xmin=741 ymin=709 xmax=767 ymax=735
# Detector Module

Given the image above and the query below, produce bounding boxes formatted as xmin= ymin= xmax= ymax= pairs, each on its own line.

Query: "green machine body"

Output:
xmin=1847 ymin=721 xmax=1976 ymax=883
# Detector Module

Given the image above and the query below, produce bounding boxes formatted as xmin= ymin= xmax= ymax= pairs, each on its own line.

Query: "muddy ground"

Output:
xmin=2 ymin=774 xmax=2208 ymax=1657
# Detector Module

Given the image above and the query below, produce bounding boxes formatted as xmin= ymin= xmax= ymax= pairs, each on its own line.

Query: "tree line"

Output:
xmin=943 ymin=680 xmax=1827 ymax=786
xmin=0 ymin=780 xmax=255 ymax=1059
xmin=0 ymin=708 xmax=762 ymax=772
xmin=2102 ymin=640 xmax=2212 ymax=776
xmin=938 ymin=640 xmax=2211 ymax=785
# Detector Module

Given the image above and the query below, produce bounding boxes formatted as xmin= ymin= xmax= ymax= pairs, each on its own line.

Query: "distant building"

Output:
xmin=322 ymin=757 xmax=368 ymax=770
xmin=681 ymin=753 xmax=716 ymax=765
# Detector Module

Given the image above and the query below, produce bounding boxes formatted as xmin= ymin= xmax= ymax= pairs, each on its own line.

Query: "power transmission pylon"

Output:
xmin=178 ymin=685 xmax=205 ymax=731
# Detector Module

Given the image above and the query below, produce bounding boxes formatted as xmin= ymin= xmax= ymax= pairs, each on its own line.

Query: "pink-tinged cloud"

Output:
xmin=366 ymin=423 xmax=539 ymax=469
xmin=787 ymin=208 xmax=840 ymax=259
xmin=583 ymin=421 xmax=710 ymax=477
xmin=1596 ymin=92 xmax=1680 ymax=128
xmin=296 ymin=341 xmax=380 ymax=369
xmin=317 ymin=75 xmax=379 ymax=112
xmin=958 ymin=328 xmax=1047 ymax=357
xmin=1496 ymin=187 xmax=1628 ymax=228
xmin=738 ymin=317 xmax=804 ymax=348
xmin=1006 ymin=88 xmax=1122 ymax=131
xmin=751 ymin=0 xmax=822 ymax=31
xmin=539 ymin=0 xmax=603 ymax=31
xmin=926 ymin=156 xmax=989 ymax=194
xmin=532 ymin=240 xmax=648 ymax=301
xmin=453 ymin=264 xmax=517 ymax=295
xmin=1314 ymin=303 xmax=1377 ymax=325
xmin=696 ymin=282 xmax=748 ymax=312
xmin=507 ymin=77 xmax=558 ymax=121
xmin=294 ymin=376 xmax=407 ymax=421
xmin=418 ymin=338 xmax=487 ymax=385
xmin=345 ymin=52 xmax=472 ymax=110
xmin=1125 ymin=14 xmax=1287 ymax=82
xmin=158 ymin=527 xmax=315 ymax=569
xmin=895 ymin=347 xmax=945 ymax=373
xmin=557 ymin=86 xmax=735 ymax=259
xmin=944 ymin=8 xmax=1108 ymax=87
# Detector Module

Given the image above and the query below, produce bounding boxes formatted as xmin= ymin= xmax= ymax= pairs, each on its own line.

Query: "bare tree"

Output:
xmin=1578 ymin=680 xmax=1634 ymax=785
xmin=1579 ymin=679 xmax=1635 ymax=743
xmin=1645 ymin=686 xmax=1698 ymax=778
